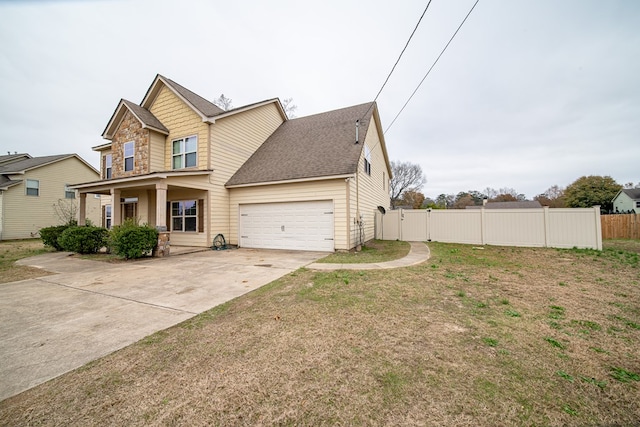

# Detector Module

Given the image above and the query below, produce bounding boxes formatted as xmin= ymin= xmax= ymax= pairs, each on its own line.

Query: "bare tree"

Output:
xmin=213 ymin=94 xmax=233 ymax=111
xmin=390 ymin=161 xmax=426 ymax=208
xmin=53 ymin=199 xmax=78 ymax=225
xmin=281 ymin=97 xmax=297 ymax=119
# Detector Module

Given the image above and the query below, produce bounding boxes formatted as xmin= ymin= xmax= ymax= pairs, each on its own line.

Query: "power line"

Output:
xmin=359 ymin=1 xmax=433 ymax=122
xmin=384 ymin=0 xmax=481 ymax=134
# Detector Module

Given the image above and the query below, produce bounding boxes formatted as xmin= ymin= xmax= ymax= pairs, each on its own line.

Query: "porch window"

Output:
xmin=124 ymin=142 xmax=134 ymax=172
xmin=105 ymin=154 xmax=112 ymax=179
xmin=64 ymin=184 xmax=75 ymax=199
xmin=171 ymin=200 xmax=197 ymax=232
xmin=364 ymin=145 xmax=372 ymax=175
xmin=26 ymin=179 xmax=39 ymax=196
xmin=105 ymin=205 xmax=112 ymax=229
xmin=172 ymin=136 xmax=197 ymax=169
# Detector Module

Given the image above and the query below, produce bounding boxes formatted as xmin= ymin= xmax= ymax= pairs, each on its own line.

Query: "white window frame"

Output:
xmin=105 ymin=205 xmax=112 ymax=229
xmin=172 ymin=135 xmax=198 ymax=169
xmin=123 ymin=142 xmax=134 ymax=172
xmin=171 ymin=200 xmax=197 ymax=232
xmin=26 ymin=179 xmax=39 ymax=196
xmin=364 ymin=145 xmax=372 ymax=175
xmin=105 ymin=153 xmax=112 ymax=179
xmin=64 ymin=184 xmax=75 ymax=199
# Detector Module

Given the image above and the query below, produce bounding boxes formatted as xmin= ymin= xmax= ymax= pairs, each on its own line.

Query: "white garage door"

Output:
xmin=239 ymin=200 xmax=334 ymax=251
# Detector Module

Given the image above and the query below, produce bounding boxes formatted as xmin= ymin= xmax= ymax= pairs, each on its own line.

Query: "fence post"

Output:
xmin=593 ymin=206 xmax=602 ymax=250
xmin=543 ymin=206 xmax=550 ymax=248
xmin=480 ymin=206 xmax=486 ymax=245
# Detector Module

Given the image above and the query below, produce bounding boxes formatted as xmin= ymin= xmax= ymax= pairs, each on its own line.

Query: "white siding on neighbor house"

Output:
xmin=1 ymin=158 xmax=100 ymax=240
xmin=209 ymin=102 xmax=285 ymax=240
xmin=351 ymin=116 xmax=391 ymax=246
xmin=229 ymin=179 xmax=349 ymax=250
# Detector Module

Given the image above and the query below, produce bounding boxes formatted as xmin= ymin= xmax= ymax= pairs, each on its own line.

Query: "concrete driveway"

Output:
xmin=0 ymin=248 xmax=324 ymax=401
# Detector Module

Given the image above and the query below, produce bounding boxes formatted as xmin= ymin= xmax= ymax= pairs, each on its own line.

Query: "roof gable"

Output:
xmin=617 ymin=188 xmax=640 ymax=201
xmin=102 ymin=99 xmax=169 ymax=140
xmin=226 ymin=102 xmax=387 ymax=187
xmin=141 ymin=74 xmax=225 ymax=121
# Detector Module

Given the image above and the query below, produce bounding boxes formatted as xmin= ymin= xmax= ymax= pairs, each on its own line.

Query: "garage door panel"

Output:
xmin=240 ymin=201 xmax=334 ymax=251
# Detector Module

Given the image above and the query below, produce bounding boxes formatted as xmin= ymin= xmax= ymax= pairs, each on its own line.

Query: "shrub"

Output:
xmin=40 ymin=225 xmax=73 ymax=251
xmin=110 ymin=219 xmax=158 ymax=259
xmin=58 ymin=226 xmax=109 ymax=254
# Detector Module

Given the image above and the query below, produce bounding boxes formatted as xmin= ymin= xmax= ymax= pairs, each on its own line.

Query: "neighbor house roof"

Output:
xmin=226 ymin=102 xmax=383 ymax=187
xmin=0 ymin=153 xmax=31 ymax=166
xmin=614 ymin=188 xmax=640 ymax=201
xmin=0 ymin=154 xmax=98 ymax=177
xmin=466 ymin=201 xmax=543 ymax=209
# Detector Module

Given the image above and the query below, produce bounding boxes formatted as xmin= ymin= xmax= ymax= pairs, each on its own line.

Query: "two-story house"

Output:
xmin=0 ymin=153 xmax=101 ymax=240
xmin=73 ymin=74 xmax=391 ymax=253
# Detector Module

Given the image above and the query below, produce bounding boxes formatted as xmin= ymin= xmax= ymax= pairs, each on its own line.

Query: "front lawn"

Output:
xmin=317 ymin=239 xmax=410 ymax=263
xmin=1 ymin=241 xmax=638 ymax=426
xmin=0 ymin=240 xmax=53 ymax=284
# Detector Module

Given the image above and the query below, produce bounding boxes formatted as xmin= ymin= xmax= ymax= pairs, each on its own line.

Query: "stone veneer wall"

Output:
xmin=111 ymin=110 xmax=150 ymax=178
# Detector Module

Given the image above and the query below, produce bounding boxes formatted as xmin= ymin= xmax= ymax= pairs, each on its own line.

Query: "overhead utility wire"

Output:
xmin=359 ymin=0 xmax=433 ymax=123
xmin=384 ymin=0 xmax=480 ymax=134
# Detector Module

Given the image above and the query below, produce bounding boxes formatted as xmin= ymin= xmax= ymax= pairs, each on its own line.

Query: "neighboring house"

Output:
xmin=612 ymin=188 xmax=640 ymax=213
xmin=73 ymin=74 xmax=391 ymax=252
xmin=0 ymin=153 xmax=101 ymax=240
xmin=466 ymin=201 xmax=543 ymax=209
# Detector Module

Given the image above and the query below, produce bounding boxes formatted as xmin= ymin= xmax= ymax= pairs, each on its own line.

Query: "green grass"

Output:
xmin=317 ymin=239 xmax=410 ymax=264
xmin=0 ymin=239 xmax=54 ymax=283
xmin=2 ymin=241 xmax=639 ymax=426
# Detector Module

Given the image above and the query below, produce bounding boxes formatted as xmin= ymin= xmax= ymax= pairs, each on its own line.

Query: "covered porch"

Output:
xmin=72 ymin=171 xmax=213 ymax=255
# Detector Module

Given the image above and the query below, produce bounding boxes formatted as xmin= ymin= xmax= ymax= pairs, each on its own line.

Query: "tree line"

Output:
xmin=390 ymin=161 xmax=637 ymax=212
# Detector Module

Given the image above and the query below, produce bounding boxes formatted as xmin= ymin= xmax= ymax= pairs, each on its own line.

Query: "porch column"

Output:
xmin=155 ymin=183 xmax=168 ymax=231
xmin=78 ymin=193 xmax=87 ymax=226
xmin=111 ymin=188 xmax=121 ymax=226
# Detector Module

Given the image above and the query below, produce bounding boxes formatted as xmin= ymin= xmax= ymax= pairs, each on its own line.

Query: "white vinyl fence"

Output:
xmin=375 ymin=207 xmax=602 ymax=250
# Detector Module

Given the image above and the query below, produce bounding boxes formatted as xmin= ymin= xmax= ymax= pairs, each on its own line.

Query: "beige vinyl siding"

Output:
xmin=167 ymin=187 xmax=209 ymax=247
xmin=1 ymin=158 xmax=100 ymax=240
xmin=149 ymin=131 xmax=165 ymax=172
xmin=148 ymin=85 xmax=209 ymax=171
xmin=229 ymin=179 xmax=349 ymax=250
xmin=353 ymin=117 xmax=391 ymax=245
xmin=209 ymin=102 xmax=285 ymax=239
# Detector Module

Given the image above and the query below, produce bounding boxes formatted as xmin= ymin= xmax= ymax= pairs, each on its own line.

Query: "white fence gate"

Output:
xmin=375 ymin=207 xmax=602 ymax=250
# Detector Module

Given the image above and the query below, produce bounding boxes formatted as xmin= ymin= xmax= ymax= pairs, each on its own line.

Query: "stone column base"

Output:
xmin=154 ymin=231 xmax=170 ymax=257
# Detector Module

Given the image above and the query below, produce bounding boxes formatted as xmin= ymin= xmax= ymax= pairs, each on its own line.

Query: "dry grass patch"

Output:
xmin=0 ymin=239 xmax=53 ymax=284
xmin=317 ymin=239 xmax=410 ymax=263
xmin=1 ymin=242 xmax=639 ymax=426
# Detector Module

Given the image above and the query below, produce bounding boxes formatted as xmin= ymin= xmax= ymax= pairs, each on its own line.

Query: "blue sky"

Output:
xmin=0 ymin=0 xmax=638 ymax=199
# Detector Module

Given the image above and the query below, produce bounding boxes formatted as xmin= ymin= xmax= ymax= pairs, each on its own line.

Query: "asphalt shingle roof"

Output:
xmin=620 ymin=188 xmax=640 ymax=200
xmin=160 ymin=75 xmax=225 ymax=118
xmin=226 ymin=102 xmax=376 ymax=186
xmin=121 ymin=100 xmax=169 ymax=133
xmin=0 ymin=154 xmax=73 ymax=173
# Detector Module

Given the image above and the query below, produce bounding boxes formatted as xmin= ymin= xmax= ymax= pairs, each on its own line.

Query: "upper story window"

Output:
xmin=26 ymin=179 xmax=39 ymax=196
xmin=105 ymin=154 xmax=112 ymax=179
xmin=124 ymin=142 xmax=134 ymax=172
xmin=64 ymin=184 xmax=75 ymax=199
xmin=364 ymin=145 xmax=372 ymax=175
xmin=172 ymin=136 xmax=197 ymax=169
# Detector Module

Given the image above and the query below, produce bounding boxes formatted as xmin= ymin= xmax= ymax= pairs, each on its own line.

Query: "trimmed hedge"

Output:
xmin=58 ymin=226 xmax=109 ymax=254
xmin=110 ymin=220 xmax=158 ymax=259
xmin=40 ymin=225 xmax=73 ymax=251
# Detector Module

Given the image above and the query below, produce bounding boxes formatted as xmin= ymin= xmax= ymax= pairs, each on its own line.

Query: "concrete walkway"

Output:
xmin=307 ymin=241 xmax=430 ymax=270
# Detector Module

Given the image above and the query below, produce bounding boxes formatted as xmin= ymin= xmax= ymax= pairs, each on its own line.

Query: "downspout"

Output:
xmin=354 ymin=120 xmax=361 ymax=249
